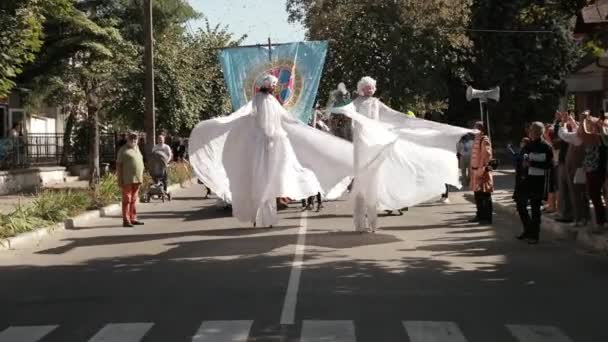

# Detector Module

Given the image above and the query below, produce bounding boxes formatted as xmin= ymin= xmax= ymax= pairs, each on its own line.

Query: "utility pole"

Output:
xmin=143 ymin=0 xmax=155 ymax=157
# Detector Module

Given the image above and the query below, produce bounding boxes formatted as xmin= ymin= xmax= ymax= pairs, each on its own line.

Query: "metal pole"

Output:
xmin=268 ymin=37 xmax=272 ymax=62
xmin=143 ymin=0 xmax=155 ymax=158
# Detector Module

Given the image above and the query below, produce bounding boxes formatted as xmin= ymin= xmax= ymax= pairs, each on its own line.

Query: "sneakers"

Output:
xmin=440 ymin=197 xmax=451 ymax=204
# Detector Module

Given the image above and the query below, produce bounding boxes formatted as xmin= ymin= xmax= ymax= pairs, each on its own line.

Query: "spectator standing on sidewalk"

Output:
xmin=553 ymin=111 xmax=574 ymax=223
xmin=152 ymin=134 xmax=173 ymax=192
xmin=556 ymin=112 xmax=590 ymax=227
xmin=582 ymin=111 xmax=607 ymax=233
xmin=116 ymin=133 xmax=145 ymax=228
xmin=543 ymin=123 xmax=558 ymax=213
xmin=515 ymin=122 xmax=553 ymax=244
xmin=469 ymin=121 xmax=494 ymax=224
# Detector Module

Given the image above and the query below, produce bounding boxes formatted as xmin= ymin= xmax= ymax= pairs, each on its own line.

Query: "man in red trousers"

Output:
xmin=116 ymin=132 xmax=145 ymax=227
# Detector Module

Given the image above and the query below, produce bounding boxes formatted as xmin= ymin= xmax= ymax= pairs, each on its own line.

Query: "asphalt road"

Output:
xmin=0 ymin=184 xmax=607 ymax=342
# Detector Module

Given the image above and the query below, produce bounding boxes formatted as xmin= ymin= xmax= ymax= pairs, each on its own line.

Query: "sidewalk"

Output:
xmin=464 ymin=169 xmax=608 ymax=254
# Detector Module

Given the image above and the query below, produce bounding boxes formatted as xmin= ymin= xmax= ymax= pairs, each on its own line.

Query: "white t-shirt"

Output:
xmin=152 ymin=143 xmax=173 ymax=163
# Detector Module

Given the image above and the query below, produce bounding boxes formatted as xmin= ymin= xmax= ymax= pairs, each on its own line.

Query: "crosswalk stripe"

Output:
xmin=0 ymin=325 xmax=58 ymax=342
xmin=301 ymin=320 xmax=356 ymax=342
xmin=87 ymin=323 xmax=154 ymax=342
xmin=191 ymin=320 xmax=253 ymax=342
xmin=403 ymin=321 xmax=468 ymax=342
xmin=507 ymin=324 xmax=573 ymax=342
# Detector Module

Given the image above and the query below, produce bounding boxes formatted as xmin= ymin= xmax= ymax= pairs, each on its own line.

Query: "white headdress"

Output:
xmin=357 ymin=76 xmax=377 ymax=96
xmin=261 ymin=74 xmax=279 ymax=89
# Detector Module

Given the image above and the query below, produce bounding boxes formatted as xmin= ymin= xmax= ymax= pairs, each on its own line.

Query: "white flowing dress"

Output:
xmin=332 ymin=97 xmax=472 ymax=231
xmin=189 ymin=92 xmax=353 ymax=227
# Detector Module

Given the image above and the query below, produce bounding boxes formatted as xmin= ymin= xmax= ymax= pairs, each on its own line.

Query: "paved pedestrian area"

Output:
xmin=0 ymin=184 xmax=607 ymax=341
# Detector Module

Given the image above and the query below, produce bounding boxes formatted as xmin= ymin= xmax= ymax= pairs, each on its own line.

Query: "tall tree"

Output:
xmin=0 ymin=0 xmax=73 ymax=97
xmin=287 ymin=0 xmax=473 ymax=117
xmin=108 ymin=20 xmax=243 ymax=135
xmin=19 ymin=1 xmax=137 ymax=186
xmin=91 ymin=0 xmax=200 ymax=44
xmin=468 ymin=0 xmax=584 ymax=139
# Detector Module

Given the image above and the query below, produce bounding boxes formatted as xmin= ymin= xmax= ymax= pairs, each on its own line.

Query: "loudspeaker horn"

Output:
xmin=466 ymin=86 xmax=500 ymax=103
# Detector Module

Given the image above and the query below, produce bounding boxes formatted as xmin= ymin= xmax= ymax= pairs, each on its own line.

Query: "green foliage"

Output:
xmin=0 ymin=204 xmax=49 ymax=240
xmin=288 ymin=0 xmax=588 ymax=134
xmin=0 ymin=175 xmax=122 ymax=239
xmin=468 ymin=0 xmax=584 ymax=137
xmin=286 ymin=0 xmax=473 ymax=112
xmin=108 ymin=20 xmax=243 ymax=135
xmin=32 ymin=189 xmax=92 ymax=221
xmin=0 ymin=1 xmax=44 ymax=97
xmin=92 ymin=0 xmax=201 ymax=44
xmin=92 ymin=173 xmax=122 ymax=207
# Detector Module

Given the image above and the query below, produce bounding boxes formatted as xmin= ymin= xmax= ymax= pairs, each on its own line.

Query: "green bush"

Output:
xmin=32 ymin=189 xmax=93 ymax=222
xmin=0 ymin=204 xmax=49 ymax=239
xmin=93 ymin=173 xmax=122 ymax=208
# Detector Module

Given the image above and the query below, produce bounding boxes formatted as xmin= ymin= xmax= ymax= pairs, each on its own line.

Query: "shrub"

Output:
xmin=0 ymin=204 xmax=49 ymax=239
xmin=31 ymin=189 xmax=92 ymax=222
xmin=93 ymin=173 xmax=122 ymax=208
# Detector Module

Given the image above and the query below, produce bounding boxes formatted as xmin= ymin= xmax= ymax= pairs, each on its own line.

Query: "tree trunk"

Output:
xmin=60 ymin=106 xmax=77 ymax=166
xmin=87 ymin=104 xmax=100 ymax=190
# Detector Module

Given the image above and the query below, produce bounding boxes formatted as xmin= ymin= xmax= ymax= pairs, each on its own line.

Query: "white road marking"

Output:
xmin=87 ymin=323 xmax=153 ymax=342
xmin=403 ymin=321 xmax=468 ymax=342
xmin=301 ymin=320 xmax=356 ymax=342
xmin=280 ymin=211 xmax=308 ymax=325
xmin=0 ymin=325 xmax=58 ymax=342
xmin=507 ymin=324 xmax=573 ymax=342
xmin=192 ymin=320 xmax=253 ymax=342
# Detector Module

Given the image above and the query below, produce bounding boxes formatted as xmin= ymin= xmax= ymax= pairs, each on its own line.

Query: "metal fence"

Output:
xmin=0 ymin=133 xmax=122 ymax=170
xmin=0 ymin=133 xmax=187 ymax=171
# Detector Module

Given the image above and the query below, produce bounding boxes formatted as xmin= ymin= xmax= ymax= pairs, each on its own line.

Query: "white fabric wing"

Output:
xmin=332 ymin=102 xmax=465 ymax=211
xmin=188 ymin=103 xmax=252 ymax=202
xmin=189 ymin=95 xmax=354 ymax=225
xmin=374 ymin=100 xmax=473 ymax=154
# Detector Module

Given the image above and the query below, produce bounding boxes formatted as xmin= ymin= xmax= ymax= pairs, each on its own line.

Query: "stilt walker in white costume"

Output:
xmin=330 ymin=77 xmax=473 ymax=233
xmin=189 ymin=74 xmax=353 ymax=227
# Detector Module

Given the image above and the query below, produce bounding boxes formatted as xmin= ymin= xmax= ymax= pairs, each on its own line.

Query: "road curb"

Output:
xmin=463 ymin=193 xmax=608 ymax=254
xmin=0 ymin=222 xmax=64 ymax=250
xmin=0 ymin=179 xmax=195 ymax=251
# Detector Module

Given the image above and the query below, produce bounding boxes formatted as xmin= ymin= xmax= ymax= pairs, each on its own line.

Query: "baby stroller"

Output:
xmin=142 ymin=151 xmax=172 ymax=203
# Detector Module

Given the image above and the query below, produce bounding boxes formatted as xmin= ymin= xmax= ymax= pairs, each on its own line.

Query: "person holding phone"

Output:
xmin=515 ymin=122 xmax=554 ymax=244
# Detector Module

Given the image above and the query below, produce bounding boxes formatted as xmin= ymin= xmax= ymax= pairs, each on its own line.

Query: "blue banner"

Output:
xmin=219 ymin=41 xmax=328 ymax=123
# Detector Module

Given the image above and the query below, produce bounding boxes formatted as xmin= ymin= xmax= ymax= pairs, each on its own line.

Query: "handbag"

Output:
xmin=574 ymin=167 xmax=586 ymax=185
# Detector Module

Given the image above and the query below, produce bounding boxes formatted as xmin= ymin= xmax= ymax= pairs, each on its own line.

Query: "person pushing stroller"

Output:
xmin=152 ymin=134 xmax=172 ymax=192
